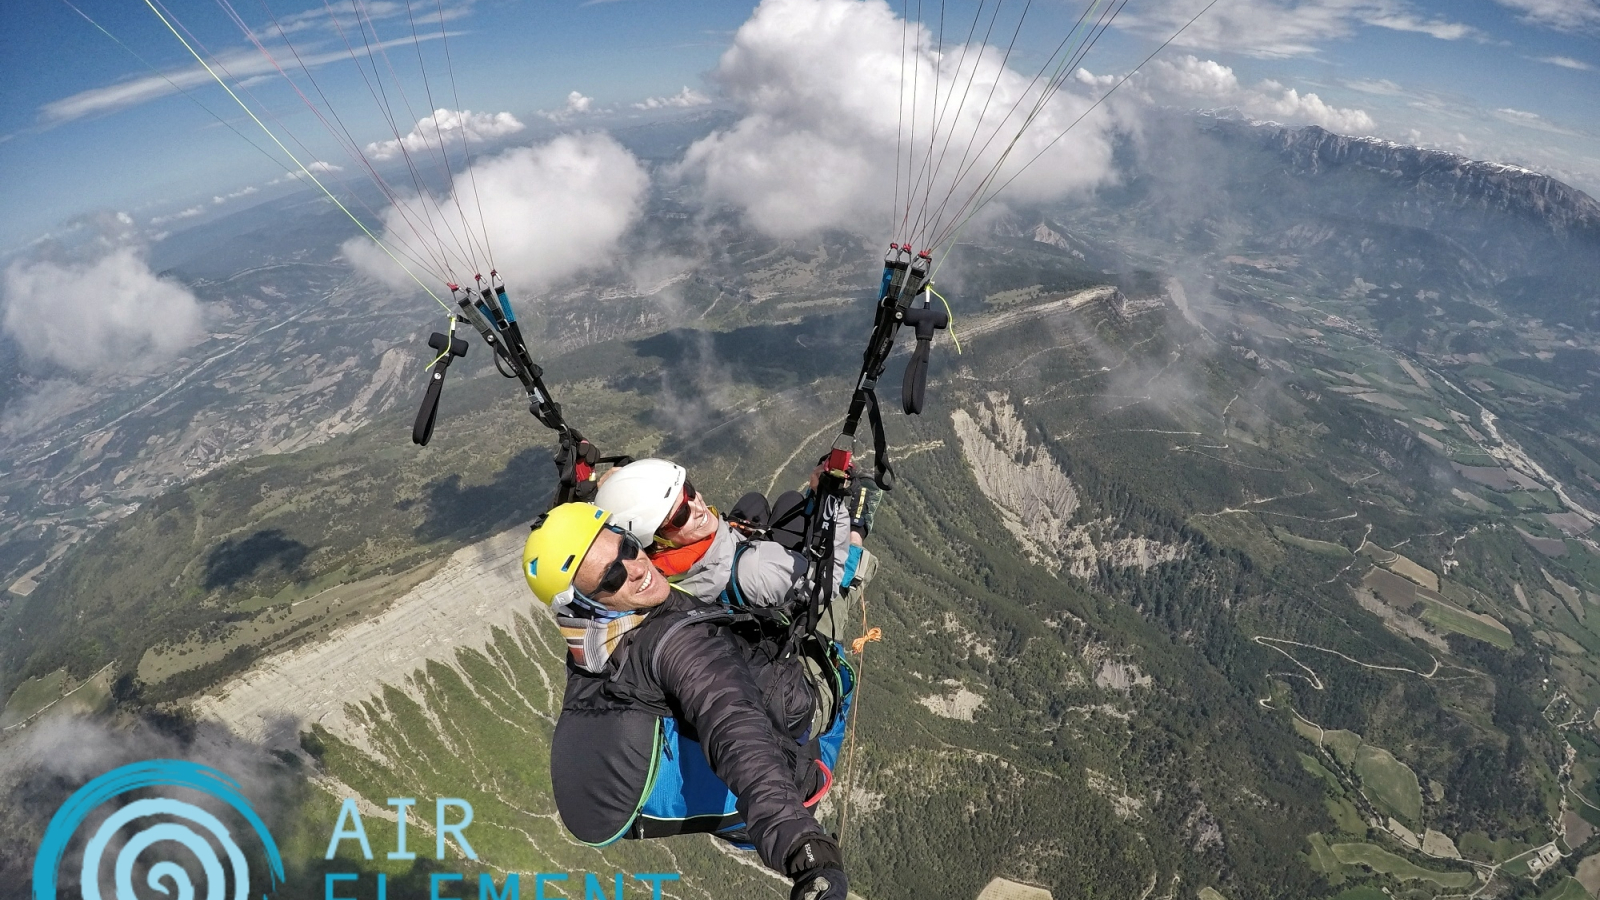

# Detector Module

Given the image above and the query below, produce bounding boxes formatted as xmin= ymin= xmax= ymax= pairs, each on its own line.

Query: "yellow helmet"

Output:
xmin=524 ymin=503 xmax=611 ymax=607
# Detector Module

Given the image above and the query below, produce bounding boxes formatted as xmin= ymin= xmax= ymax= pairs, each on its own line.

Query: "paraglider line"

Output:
xmin=346 ymin=0 xmax=486 ymax=273
xmin=912 ymin=0 xmax=1004 ymax=243
xmin=398 ymin=0 xmax=495 ymax=271
xmin=56 ymin=0 xmax=288 ymax=176
xmin=929 ymin=0 xmax=1121 ymax=249
xmin=919 ymin=0 xmax=1035 ymax=243
xmin=435 ymin=0 xmax=495 ymax=271
xmin=228 ymin=0 xmax=456 ymax=279
xmin=933 ymin=0 xmax=1221 ymax=262
xmin=892 ymin=0 xmax=908 ymax=236
xmin=140 ymin=0 xmax=450 ymax=309
xmin=337 ymin=0 xmax=479 ymax=277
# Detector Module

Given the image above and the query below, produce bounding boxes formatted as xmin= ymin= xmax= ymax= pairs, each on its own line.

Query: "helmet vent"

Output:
xmin=561 ymin=554 xmax=576 ymax=572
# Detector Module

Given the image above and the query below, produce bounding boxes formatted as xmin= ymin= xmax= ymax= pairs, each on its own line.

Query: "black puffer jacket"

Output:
xmin=551 ymin=590 xmax=826 ymax=873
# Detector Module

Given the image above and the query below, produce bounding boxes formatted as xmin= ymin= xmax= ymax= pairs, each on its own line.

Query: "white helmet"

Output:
xmin=594 ymin=458 xmax=687 ymax=545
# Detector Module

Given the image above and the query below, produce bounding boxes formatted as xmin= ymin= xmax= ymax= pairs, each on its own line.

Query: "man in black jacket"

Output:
xmin=523 ymin=503 xmax=848 ymax=900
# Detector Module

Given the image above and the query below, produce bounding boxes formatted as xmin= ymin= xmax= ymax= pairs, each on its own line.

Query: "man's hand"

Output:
xmin=791 ymin=868 xmax=848 ymax=900
xmin=786 ymin=836 xmax=847 ymax=900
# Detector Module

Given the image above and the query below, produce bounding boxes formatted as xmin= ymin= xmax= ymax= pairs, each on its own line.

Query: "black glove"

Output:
xmin=790 ymin=868 xmax=848 ymax=900
xmin=786 ymin=836 xmax=847 ymax=900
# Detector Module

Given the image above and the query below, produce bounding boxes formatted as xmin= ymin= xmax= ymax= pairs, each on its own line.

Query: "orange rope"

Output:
xmin=836 ymin=599 xmax=878 ymax=849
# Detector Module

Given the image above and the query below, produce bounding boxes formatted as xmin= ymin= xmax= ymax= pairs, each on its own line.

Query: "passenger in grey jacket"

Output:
xmin=594 ymin=457 xmax=861 ymax=610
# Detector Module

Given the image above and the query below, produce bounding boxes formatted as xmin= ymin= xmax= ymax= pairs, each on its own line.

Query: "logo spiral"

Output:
xmin=33 ymin=759 xmax=285 ymax=900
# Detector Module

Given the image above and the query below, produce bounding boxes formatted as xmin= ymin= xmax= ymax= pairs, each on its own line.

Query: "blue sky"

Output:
xmin=0 ymin=0 xmax=1596 ymax=254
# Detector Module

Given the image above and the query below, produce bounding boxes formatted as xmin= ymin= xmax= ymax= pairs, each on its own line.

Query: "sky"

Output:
xmin=1 ymin=0 xmax=1597 ymax=254
xmin=0 ymin=0 xmax=1595 ymax=299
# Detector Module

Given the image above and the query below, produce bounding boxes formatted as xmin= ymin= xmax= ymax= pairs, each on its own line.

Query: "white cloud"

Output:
xmin=542 ymin=91 xmax=596 ymax=122
xmin=2 ymin=247 xmax=203 ymax=373
xmin=149 ymin=205 xmax=206 ymax=226
xmin=1249 ymin=80 xmax=1377 ymax=132
xmin=1099 ymin=55 xmax=1376 ymax=133
xmin=1364 ymin=13 xmax=1479 ymax=40
xmin=635 ymin=87 xmax=713 ymax=110
xmin=343 ymin=133 xmax=648 ymax=293
xmin=270 ymin=161 xmax=343 ymax=184
xmin=1491 ymin=106 xmax=1582 ymax=136
xmin=1345 ymin=78 xmax=1411 ymax=96
xmin=1494 ymin=0 xmax=1600 ymax=31
xmin=40 ymin=30 xmax=457 ymax=124
xmin=213 ymin=185 xmax=260 ymax=205
xmin=1534 ymin=55 xmax=1595 ymax=70
xmin=1115 ymin=0 xmax=1477 ymax=59
xmin=677 ymin=0 xmax=1117 ymax=242
xmin=244 ymin=0 xmax=473 ymax=42
xmin=365 ymin=109 xmax=525 ymax=161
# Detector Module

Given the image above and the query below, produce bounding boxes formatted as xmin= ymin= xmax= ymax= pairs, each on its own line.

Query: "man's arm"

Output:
xmin=654 ymin=622 xmax=834 ymax=874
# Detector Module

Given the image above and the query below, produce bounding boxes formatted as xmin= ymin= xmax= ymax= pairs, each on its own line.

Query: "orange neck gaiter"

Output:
xmin=649 ymin=534 xmax=716 ymax=578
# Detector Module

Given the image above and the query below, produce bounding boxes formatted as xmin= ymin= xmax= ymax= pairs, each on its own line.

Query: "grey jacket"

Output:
xmin=669 ymin=499 xmax=852 ymax=608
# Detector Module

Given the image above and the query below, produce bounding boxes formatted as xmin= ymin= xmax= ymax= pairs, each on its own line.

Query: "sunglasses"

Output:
xmin=575 ymin=525 xmax=644 ymax=602
xmin=663 ymin=479 xmax=698 ymax=531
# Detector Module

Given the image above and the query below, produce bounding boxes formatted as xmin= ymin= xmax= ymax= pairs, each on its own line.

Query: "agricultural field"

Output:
xmin=1298 ymin=752 xmax=1343 ymax=792
xmin=0 ymin=668 xmax=68 ymax=727
xmin=1537 ymin=877 xmax=1589 ymax=900
xmin=1458 ymin=833 xmax=1535 ymax=866
xmin=1576 ymin=852 xmax=1600 ymax=897
xmin=975 ymin=878 xmax=1053 ymax=900
xmin=1328 ymin=843 xmax=1476 ymax=888
xmin=1361 ymin=567 xmax=1515 ymax=649
xmin=1308 ymin=833 xmax=1345 ymax=879
xmin=1330 ymin=889 xmax=1387 ymax=900
xmin=0 ymin=664 xmax=112 ymax=730
xmin=1419 ymin=598 xmax=1515 ymax=649
xmin=1324 ymin=730 xmax=1364 ymax=767
xmin=1354 ymin=745 xmax=1424 ymax=825
xmin=1273 ymin=527 xmax=1350 ymax=557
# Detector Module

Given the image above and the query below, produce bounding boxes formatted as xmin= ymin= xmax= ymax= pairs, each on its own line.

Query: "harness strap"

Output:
xmin=717 ymin=537 xmax=848 ymax=732
xmin=718 ymin=541 xmax=756 ymax=609
xmin=863 ymin=389 xmax=895 ymax=491
xmin=643 ymin=606 xmax=759 ymax=689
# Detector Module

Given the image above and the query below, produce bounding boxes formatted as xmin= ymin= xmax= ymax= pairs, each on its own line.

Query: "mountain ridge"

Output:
xmin=1204 ymin=116 xmax=1600 ymax=239
xmin=1193 ymin=112 xmax=1600 ymax=233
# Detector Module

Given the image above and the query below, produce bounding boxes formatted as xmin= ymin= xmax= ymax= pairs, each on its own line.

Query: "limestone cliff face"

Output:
xmin=952 ymin=393 xmax=1186 ymax=580
xmin=952 ymin=394 xmax=1079 ymax=562
xmin=1186 ymin=115 xmax=1600 ymax=286
xmin=1257 ymin=123 xmax=1600 ymax=237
